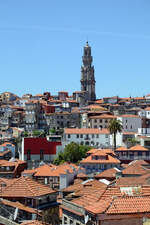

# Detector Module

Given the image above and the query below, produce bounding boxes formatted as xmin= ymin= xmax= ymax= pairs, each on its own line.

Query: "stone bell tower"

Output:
xmin=80 ymin=41 xmax=96 ymax=101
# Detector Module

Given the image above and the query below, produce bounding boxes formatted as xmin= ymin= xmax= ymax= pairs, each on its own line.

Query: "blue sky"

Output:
xmin=0 ymin=0 xmax=150 ymax=99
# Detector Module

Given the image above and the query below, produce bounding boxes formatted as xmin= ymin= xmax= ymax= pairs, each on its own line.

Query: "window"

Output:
xmin=99 ymin=119 xmax=102 ymax=123
xmin=105 ymin=119 xmax=108 ymax=123
xmin=70 ymin=219 xmax=73 ymax=225
xmin=92 ymin=134 xmax=95 ymax=138
xmin=138 ymin=151 xmax=142 ymax=156
xmin=105 ymin=134 xmax=108 ymax=138
xmin=76 ymin=134 xmax=79 ymax=138
xmin=27 ymin=149 xmax=31 ymax=160
xmin=126 ymin=125 xmax=128 ymax=129
xmin=68 ymin=134 xmax=71 ymax=138
xmin=80 ymin=134 xmax=83 ymax=138
xmin=94 ymin=119 xmax=97 ymax=123
xmin=130 ymin=125 xmax=132 ymax=129
xmin=64 ymin=216 xmax=67 ymax=224
xmin=40 ymin=149 xmax=44 ymax=160
xmin=94 ymin=125 xmax=97 ymax=128
xmin=96 ymin=134 xmax=99 ymax=138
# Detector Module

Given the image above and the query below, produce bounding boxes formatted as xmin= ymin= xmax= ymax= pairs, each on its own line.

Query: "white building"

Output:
xmin=117 ymin=115 xmax=142 ymax=132
xmin=63 ymin=128 xmax=111 ymax=148
xmin=138 ymin=107 xmax=150 ymax=119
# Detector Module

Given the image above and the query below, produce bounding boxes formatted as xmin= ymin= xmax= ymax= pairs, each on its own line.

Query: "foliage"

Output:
xmin=32 ymin=130 xmax=41 ymax=137
xmin=108 ymin=119 xmax=123 ymax=151
xmin=126 ymin=138 xmax=139 ymax=144
xmin=23 ymin=131 xmax=29 ymax=137
xmin=49 ymin=128 xmax=56 ymax=134
xmin=53 ymin=142 xmax=91 ymax=165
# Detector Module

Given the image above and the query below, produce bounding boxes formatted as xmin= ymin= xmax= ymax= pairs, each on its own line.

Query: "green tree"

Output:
xmin=23 ymin=131 xmax=29 ymax=137
xmin=49 ymin=128 xmax=56 ymax=134
xmin=32 ymin=130 xmax=44 ymax=137
xmin=108 ymin=119 xmax=123 ymax=151
xmin=53 ymin=142 xmax=91 ymax=165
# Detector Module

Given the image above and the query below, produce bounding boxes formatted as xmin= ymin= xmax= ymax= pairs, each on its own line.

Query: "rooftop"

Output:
xmin=64 ymin=128 xmax=110 ymax=134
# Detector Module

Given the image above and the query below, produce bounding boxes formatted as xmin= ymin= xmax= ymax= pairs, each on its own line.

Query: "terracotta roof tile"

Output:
xmin=1 ymin=142 xmax=14 ymax=147
xmin=119 ymin=114 xmax=140 ymax=118
xmin=85 ymin=198 xmax=112 ymax=214
xmin=21 ymin=221 xmax=44 ymax=225
xmin=129 ymin=145 xmax=148 ymax=151
xmin=0 ymin=198 xmax=40 ymax=214
xmin=89 ymin=114 xmax=116 ymax=119
xmin=87 ymin=148 xmax=100 ymax=154
xmin=64 ymin=128 xmax=110 ymax=134
xmin=107 ymin=196 xmax=150 ymax=214
xmin=34 ymin=163 xmax=78 ymax=177
xmin=80 ymin=151 xmax=120 ymax=164
xmin=116 ymin=176 xmax=149 ymax=186
xmin=145 ymin=107 xmax=150 ymax=111
xmin=95 ymin=168 xmax=119 ymax=179
xmin=116 ymin=146 xmax=128 ymax=151
xmin=0 ymin=176 xmax=56 ymax=197
xmin=122 ymin=160 xmax=150 ymax=176
xmin=76 ymin=173 xmax=87 ymax=178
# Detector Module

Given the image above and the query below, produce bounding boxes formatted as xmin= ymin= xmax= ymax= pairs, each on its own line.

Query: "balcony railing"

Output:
xmin=118 ymin=156 xmax=150 ymax=160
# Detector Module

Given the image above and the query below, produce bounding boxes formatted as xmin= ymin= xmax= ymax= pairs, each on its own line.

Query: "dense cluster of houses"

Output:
xmin=1 ymin=90 xmax=150 ymax=224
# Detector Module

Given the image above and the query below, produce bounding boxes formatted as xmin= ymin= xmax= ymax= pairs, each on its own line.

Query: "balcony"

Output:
xmin=118 ymin=156 xmax=150 ymax=160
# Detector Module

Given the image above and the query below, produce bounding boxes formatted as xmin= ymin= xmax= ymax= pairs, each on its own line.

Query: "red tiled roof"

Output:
xmin=95 ymin=168 xmax=119 ymax=179
xmin=1 ymin=142 xmax=14 ymax=147
xmin=129 ymin=145 xmax=148 ymax=151
xmin=122 ymin=160 xmax=150 ymax=176
xmin=76 ymin=173 xmax=87 ymax=178
xmin=119 ymin=114 xmax=140 ymax=118
xmin=116 ymin=145 xmax=148 ymax=151
xmin=0 ymin=176 xmax=56 ymax=197
xmin=63 ymin=179 xmax=107 ymax=194
xmin=34 ymin=163 xmax=78 ymax=177
xmin=116 ymin=146 xmax=128 ymax=151
xmin=85 ymin=198 xmax=112 ymax=214
xmin=123 ymin=131 xmax=136 ymax=135
xmin=116 ymin=176 xmax=149 ymax=186
xmin=21 ymin=221 xmax=44 ymax=225
xmin=106 ymin=196 xmax=150 ymax=214
xmin=144 ymin=107 xmax=150 ymax=111
xmin=64 ymin=128 xmax=110 ymax=134
xmin=95 ymin=99 xmax=104 ymax=104
xmin=87 ymin=148 xmax=100 ymax=154
xmin=29 ymin=164 xmax=55 ymax=177
xmin=89 ymin=114 xmax=116 ymax=119
xmin=80 ymin=151 xmax=120 ymax=164
xmin=0 ymin=198 xmax=40 ymax=214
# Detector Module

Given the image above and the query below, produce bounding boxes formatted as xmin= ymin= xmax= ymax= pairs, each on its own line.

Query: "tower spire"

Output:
xmin=80 ymin=42 xmax=96 ymax=101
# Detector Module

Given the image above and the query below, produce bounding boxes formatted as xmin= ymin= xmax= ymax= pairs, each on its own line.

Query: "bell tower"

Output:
xmin=80 ymin=41 xmax=96 ymax=101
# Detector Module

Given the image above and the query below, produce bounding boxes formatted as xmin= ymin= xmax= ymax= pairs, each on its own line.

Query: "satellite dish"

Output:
xmin=14 ymin=207 xmax=18 ymax=220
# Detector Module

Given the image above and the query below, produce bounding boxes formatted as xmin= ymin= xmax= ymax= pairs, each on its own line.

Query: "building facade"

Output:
xmin=80 ymin=42 xmax=96 ymax=102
